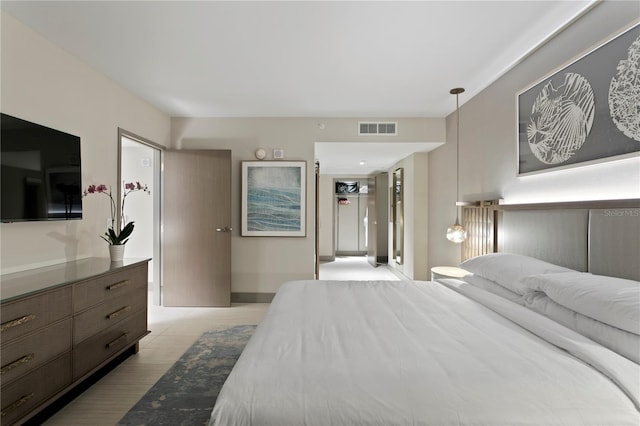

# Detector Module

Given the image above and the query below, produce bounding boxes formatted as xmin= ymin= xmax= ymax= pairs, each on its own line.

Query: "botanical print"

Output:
xmin=518 ymin=24 xmax=640 ymax=175
xmin=527 ymin=72 xmax=595 ymax=164
xmin=609 ymin=34 xmax=640 ymax=142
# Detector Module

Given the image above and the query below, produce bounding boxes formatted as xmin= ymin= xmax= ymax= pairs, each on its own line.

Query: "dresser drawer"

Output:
xmin=74 ymin=263 xmax=148 ymax=312
xmin=73 ymin=289 xmax=147 ymax=345
xmin=0 ymin=352 xmax=71 ymax=426
xmin=0 ymin=287 xmax=72 ymax=342
xmin=1 ymin=318 xmax=72 ymax=385
xmin=73 ymin=310 xmax=147 ymax=380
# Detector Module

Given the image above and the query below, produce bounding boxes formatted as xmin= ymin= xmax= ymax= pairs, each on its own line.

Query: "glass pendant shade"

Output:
xmin=446 ymin=217 xmax=467 ymax=243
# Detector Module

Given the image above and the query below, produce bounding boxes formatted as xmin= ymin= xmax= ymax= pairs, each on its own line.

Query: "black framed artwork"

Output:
xmin=517 ymin=23 xmax=639 ymax=175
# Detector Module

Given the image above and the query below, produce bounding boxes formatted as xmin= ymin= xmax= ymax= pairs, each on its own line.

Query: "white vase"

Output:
xmin=109 ymin=244 xmax=125 ymax=262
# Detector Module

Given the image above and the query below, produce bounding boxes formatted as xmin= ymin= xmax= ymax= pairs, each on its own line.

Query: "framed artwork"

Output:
xmin=241 ymin=160 xmax=306 ymax=237
xmin=517 ymin=23 xmax=639 ymax=176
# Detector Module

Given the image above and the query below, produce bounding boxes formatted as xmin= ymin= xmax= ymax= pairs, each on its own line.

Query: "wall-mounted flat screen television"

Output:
xmin=1 ymin=113 xmax=82 ymax=222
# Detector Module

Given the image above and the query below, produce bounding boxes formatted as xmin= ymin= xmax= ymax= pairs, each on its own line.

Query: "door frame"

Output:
xmin=315 ymin=161 xmax=320 ymax=279
xmin=118 ymin=128 xmax=163 ymax=305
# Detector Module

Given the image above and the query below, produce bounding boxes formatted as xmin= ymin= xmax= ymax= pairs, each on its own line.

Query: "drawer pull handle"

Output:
xmin=0 ymin=353 xmax=35 ymax=375
xmin=106 ymin=306 xmax=132 ymax=320
xmin=106 ymin=332 xmax=129 ymax=349
xmin=106 ymin=280 xmax=129 ymax=291
xmin=0 ymin=314 xmax=36 ymax=332
xmin=1 ymin=393 xmax=34 ymax=417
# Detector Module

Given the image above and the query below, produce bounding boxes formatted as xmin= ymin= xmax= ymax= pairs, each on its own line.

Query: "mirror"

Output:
xmin=392 ymin=168 xmax=403 ymax=265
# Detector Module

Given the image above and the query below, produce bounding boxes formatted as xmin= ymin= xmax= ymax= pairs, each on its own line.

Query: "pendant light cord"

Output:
xmin=447 ymin=87 xmax=466 ymax=241
xmin=450 ymin=88 xmax=464 ymax=223
xmin=455 ymin=91 xmax=460 ymax=221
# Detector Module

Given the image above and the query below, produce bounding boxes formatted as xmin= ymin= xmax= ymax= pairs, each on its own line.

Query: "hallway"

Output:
xmin=319 ymin=256 xmax=403 ymax=281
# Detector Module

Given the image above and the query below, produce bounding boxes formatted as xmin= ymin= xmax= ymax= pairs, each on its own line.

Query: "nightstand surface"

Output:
xmin=431 ymin=266 xmax=469 ymax=281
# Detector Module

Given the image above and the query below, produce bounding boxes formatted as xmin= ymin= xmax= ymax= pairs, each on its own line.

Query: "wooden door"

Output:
xmin=162 ymin=150 xmax=231 ymax=306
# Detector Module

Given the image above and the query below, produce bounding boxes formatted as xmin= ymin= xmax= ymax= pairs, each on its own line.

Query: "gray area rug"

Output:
xmin=118 ymin=324 xmax=256 ymax=426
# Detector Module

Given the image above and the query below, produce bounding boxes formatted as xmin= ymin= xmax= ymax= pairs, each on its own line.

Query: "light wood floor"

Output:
xmin=44 ymin=302 xmax=270 ymax=425
xmin=44 ymin=256 xmax=397 ymax=425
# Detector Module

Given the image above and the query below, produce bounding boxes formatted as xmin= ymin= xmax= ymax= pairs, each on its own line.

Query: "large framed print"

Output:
xmin=241 ymin=160 xmax=306 ymax=237
xmin=517 ymin=23 xmax=640 ymax=176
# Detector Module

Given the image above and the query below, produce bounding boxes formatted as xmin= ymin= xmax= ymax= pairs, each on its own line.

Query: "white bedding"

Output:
xmin=521 ymin=272 xmax=640 ymax=334
xmin=523 ymin=291 xmax=640 ymax=363
xmin=210 ymin=280 xmax=639 ymax=426
xmin=461 ymin=274 xmax=523 ymax=304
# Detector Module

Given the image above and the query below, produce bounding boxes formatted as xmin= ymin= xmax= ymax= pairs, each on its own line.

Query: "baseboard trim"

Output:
xmin=231 ymin=292 xmax=275 ymax=303
xmin=319 ymin=255 xmax=335 ymax=262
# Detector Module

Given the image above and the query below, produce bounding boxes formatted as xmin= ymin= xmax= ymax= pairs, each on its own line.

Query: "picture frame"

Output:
xmin=241 ymin=160 xmax=306 ymax=237
xmin=517 ymin=23 xmax=639 ymax=176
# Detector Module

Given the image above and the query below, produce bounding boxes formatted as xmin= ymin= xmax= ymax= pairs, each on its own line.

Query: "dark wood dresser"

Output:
xmin=0 ymin=258 xmax=150 ymax=425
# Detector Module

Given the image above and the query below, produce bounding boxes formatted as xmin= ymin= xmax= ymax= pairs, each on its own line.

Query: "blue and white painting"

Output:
xmin=242 ymin=161 xmax=306 ymax=236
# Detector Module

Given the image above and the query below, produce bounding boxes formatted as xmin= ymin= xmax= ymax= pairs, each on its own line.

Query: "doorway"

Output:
xmin=118 ymin=129 xmax=162 ymax=305
xmin=334 ymin=178 xmax=368 ymax=256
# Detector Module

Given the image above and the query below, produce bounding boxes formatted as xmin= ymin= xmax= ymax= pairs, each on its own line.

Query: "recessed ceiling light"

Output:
xmin=359 ymin=161 xmax=365 ymax=166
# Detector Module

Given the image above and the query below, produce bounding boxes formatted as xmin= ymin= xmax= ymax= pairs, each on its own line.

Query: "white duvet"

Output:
xmin=210 ymin=280 xmax=639 ymax=426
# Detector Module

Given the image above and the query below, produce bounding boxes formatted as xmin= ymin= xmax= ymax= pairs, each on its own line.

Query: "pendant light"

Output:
xmin=446 ymin=87 xmax=467 ymax=243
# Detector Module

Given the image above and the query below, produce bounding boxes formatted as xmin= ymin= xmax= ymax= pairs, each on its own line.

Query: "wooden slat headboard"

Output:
xmin=462 ymin=199 xmax=640 ymax=281
xmin=461 ymin=201 xmax=498 ymax=261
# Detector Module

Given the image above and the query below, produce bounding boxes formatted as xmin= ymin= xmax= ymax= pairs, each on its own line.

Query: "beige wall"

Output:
xmin=428 ymin=2 xmax=640 ymax=271
xmin=171 ymin=117 xmax=444 ymax=293
xmin=0 ymin=12 xmax=171 ymax=273
xmin=318 ymin=174 xmax=335 ymax=259
xmin=5 ymin=3 xmax=633 ymax=290
xmin=388 ymin=152 xmax=429 ymax=280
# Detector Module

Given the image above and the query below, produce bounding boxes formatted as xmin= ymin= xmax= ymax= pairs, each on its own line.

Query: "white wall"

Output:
xmin=428 ymin=2 xmax=640 ymax=271
xmin=171 ymin=117 xmax=444 ymax=293
xmin=0 ymin=12 xmax=170 ymax=273
xmin=121 ymin=143 xmax=156 ymax=280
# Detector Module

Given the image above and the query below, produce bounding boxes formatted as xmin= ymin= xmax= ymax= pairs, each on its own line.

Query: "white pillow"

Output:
xmin=463 ymin=274 xmax=523 ymax=305
xmin=523 ymin=291 xmax=640 ymax=363
xmin=460 ymin=253 xmax=573 ymax=295
xmin=521 ymin=272 xmax=640 ymax=335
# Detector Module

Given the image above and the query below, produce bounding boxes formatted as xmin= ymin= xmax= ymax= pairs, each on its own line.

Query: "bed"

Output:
xmin=210 ymin=200 xmax=640 ymax=425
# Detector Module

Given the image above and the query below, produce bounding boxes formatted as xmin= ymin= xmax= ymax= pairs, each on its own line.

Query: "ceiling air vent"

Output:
xmin=358 ymin=121 xmax=397 ymax=135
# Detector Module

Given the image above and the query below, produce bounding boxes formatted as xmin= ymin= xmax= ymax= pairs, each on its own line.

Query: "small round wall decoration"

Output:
xmin=609 ymin=34 xmax=640 ymax=142
xmin=254 ymin=148 xmax=266 ymax=160
xmin=526 ymin=72 xmax=595 ymax=165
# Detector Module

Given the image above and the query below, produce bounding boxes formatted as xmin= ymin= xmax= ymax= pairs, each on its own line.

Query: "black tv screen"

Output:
xmin=1 ymin=113 xmax=82 ymax=222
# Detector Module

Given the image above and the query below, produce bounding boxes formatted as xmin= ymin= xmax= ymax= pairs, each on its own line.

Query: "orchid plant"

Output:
xmin=83 ymin=182 xmax=150 ymax=245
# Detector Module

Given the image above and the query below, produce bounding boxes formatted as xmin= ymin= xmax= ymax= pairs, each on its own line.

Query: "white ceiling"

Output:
xmin=315 ymin=141 xmax=443 ymax=175
xmin=1 ymin=0 xmax=597 ymax=174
